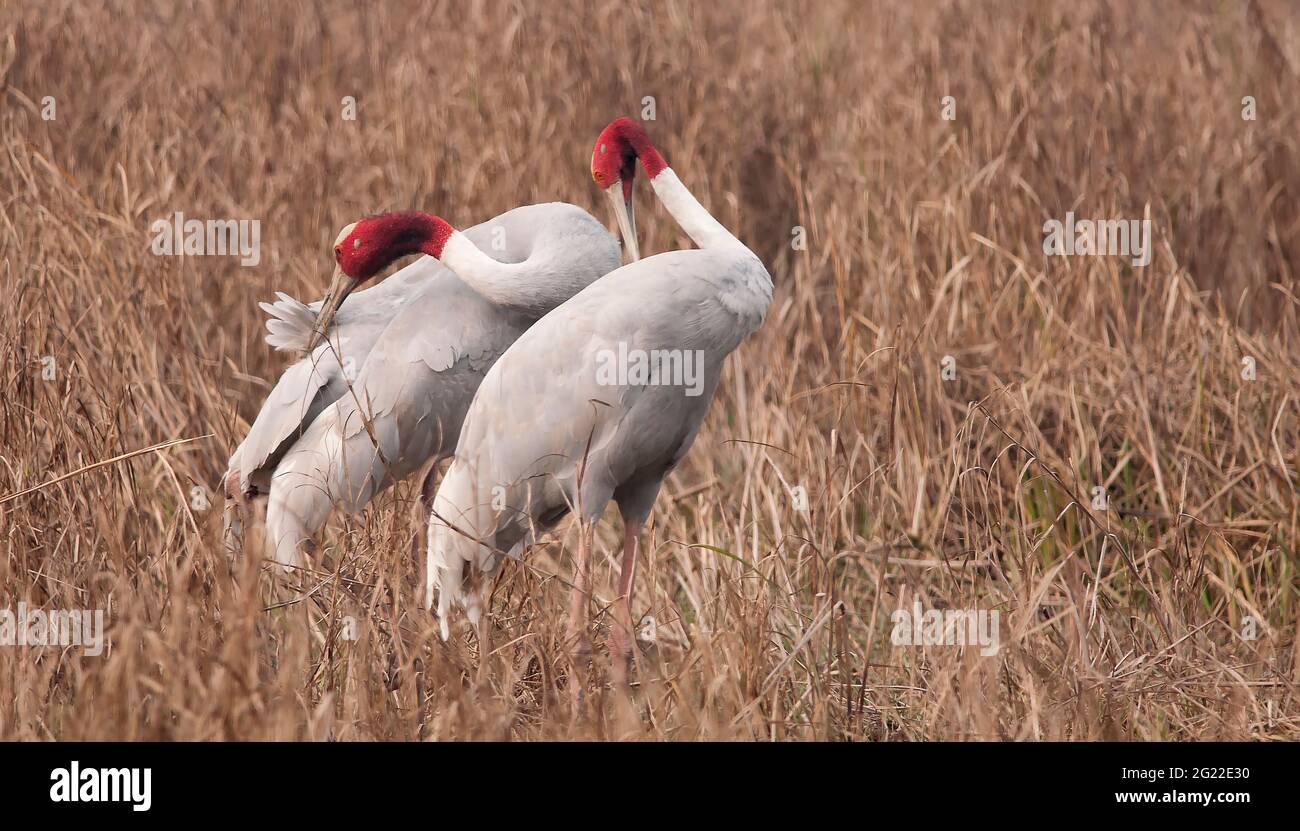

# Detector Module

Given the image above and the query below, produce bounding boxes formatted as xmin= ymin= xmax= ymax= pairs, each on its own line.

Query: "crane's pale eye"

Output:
xmin=352 ymin=238 xmax=362 ymax=250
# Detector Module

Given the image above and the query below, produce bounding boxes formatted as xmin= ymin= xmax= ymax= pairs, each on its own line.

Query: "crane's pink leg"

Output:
xmin=473 ymin=594 xmax=492 ymax=688
xmin=566 ymin=522 xmax=594 ymax=710
xmin=607 ymin=521 xmax=641 ymax=688
xmin=222 ymin=468 xmax=245 ymax=555
xmin=409 ymin=464 xmax=439 ymax=566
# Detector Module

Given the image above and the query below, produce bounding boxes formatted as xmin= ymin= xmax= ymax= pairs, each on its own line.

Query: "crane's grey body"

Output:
xmin=225 ymin=203 xmax=621 ymax=566
xmin=227 ymin=256 xmax=451 ymax=498
xmin=427 ymin=169 xmax=772 ymax=632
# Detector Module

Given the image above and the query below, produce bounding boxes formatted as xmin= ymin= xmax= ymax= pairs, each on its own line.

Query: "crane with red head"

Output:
xmin=425 ymin=117 xmax=772 ymax=702
xmin=224 ymin=202 xmax=622 ymax=569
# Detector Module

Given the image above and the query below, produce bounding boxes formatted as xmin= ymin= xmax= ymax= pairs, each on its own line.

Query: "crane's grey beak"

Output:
xmin=305 ymin=264 xmax=360 ymax=353
xmin=605 ymin=182 xmax=639 ymax=263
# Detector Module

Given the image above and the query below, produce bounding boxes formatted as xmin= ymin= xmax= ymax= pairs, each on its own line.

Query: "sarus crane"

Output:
xmin=424 ymin=118 xmax=773 ymax=695
xmin=223 ymin=203 xmax=621 ymax=568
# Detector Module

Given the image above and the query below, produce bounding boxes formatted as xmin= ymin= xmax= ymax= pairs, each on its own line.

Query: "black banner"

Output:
xmin=0 ymin=741 xmax=1282 ymax=818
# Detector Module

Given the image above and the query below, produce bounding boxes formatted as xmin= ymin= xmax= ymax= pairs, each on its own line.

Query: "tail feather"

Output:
xmin=260 ymin=291 xmax=319 ymax=353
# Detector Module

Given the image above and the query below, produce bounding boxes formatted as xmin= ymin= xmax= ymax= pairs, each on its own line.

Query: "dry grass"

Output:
xmin=2 ymin=0 xmax=1298 ymax=740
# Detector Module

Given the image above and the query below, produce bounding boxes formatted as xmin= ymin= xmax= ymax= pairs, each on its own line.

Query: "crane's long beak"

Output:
xmin=305 ymin=264 xmax=360 ymax=353
xmin=605 ymin=182 xmax=639 ymax=263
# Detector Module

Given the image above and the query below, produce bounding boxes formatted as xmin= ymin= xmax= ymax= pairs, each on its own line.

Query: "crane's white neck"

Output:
xmin=649 ymin=168 xmax=745 ymax=252
xmin=439 ymin=232 xmax=569 ymax=317
xmin=644 ymin=164 xmax=773 ymax=336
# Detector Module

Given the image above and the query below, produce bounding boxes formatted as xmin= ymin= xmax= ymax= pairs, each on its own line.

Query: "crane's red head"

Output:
xmin=308 ymin=212 xmax=454 ymax=352
xmin=591 ymin=117 xmax=666 ymax=263
xmin=332 ymin=212 xmax=453 ymax=281
xmin=591 ymin=117 xmax=667 ymax=189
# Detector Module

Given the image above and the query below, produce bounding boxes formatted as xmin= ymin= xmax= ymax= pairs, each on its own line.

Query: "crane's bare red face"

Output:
xmin=309 ymin=212 xmax=452 ymax=352
xmin=591 ymin=117 xmax=667 ymax=186
xmin=334 ymin=214 xmax=440 ymax=281
xmin=591 ymin=133 xmax=637 ymax=199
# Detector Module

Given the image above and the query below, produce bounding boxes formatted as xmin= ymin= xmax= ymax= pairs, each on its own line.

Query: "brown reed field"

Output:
xmin=1 ymin=0 xmax=1297 ymax=740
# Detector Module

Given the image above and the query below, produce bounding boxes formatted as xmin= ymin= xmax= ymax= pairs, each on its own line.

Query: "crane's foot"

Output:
xmin=605 ymin=625 xmax=642 ymax=732
xmin=605 ymin=592 xmax=637 ymax=690
xmin=606 ymin=626 xmax=636 ymax=690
